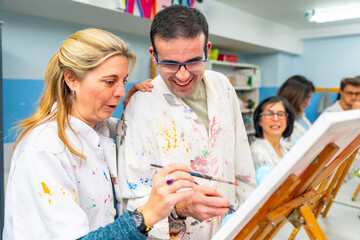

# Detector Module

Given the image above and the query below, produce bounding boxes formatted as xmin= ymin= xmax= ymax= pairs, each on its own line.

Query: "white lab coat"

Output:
xmin=3 ymin=117 xmax=121 ymax=240
xmin=281 ymin=114 xmax=312 ymax=150
xmin=250 ymin=138 xmax=288 ymax=170
xmin=323 ymin=100 xmax=343 ymax=113
xmin=117 ymin=70 xmax=257 ymax=239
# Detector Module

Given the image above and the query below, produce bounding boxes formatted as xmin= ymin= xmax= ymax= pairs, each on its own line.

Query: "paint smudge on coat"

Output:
xmin=127 ymin=180 xmax=137 ymax=189
xmin=140 ymin=178 xmax=151 ymax=185
xmin=103 ymin=171 xmax=108 ymax=181
xmin=191 ymin=156 xmax=207 ymax=173
xmin=236 ymin=174 xmax=252 ymax=183
xmin=154 ymin=117 xmax=189 ymax=154
xmin=39 ymin=182 xmax=53 ymax=204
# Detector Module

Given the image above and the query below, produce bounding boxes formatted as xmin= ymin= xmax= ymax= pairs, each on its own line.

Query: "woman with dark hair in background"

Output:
xmin=277 ymin=75 xmax=315 ymax=149
xmin=251 ymin=96 xmax=295 ymax=170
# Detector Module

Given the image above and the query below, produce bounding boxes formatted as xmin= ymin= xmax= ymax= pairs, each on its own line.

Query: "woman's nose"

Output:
xmin=114 ymin=84 xmax=126 ymax=98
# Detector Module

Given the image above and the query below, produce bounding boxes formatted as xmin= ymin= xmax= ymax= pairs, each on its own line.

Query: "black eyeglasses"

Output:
xmin=260 ymin=110 xmax=288 ymax=120
xmin=343 ymin=91 xmax=360 ymax=97
xmin=154 ymin=50 xmax=208 ymax=73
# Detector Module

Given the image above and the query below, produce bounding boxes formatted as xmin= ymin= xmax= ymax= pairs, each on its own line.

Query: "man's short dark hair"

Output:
xmin=340 ymin=77 xmax=360 ymax=91
xmin=150 ymin=5 xmax=209 ymax=54
xmin=253 ymin=96 xmax=295 ymax=138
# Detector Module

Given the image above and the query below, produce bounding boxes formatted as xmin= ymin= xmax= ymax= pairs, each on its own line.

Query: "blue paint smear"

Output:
xmin=127 ymin=180 xmax=137 ymax=189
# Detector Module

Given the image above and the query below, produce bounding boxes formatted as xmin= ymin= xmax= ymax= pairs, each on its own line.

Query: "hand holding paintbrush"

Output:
xmin=151 ymin=164 xmax=236 ymax=213
xmin=151 ymin=164 xmax=238 ymax=186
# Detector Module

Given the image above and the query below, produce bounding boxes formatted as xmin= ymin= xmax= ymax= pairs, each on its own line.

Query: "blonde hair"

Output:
xmin=13 ymin=28 xmax=136 ymax=159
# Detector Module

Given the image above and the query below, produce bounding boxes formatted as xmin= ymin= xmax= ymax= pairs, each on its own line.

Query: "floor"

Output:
xmin=274 ymin=177 xmax=360 ymax=240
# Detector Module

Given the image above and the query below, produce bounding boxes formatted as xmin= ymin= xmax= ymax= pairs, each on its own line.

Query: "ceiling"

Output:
xmin=213 ymin=0 xmax=360 ymax=30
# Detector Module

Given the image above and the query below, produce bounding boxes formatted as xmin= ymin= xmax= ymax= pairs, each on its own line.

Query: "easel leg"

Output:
xmin=322 ymin=153 xmax=356 ymax=217
xmin=299 ymin=205 xmax=327 ymax=240
xmin=289 ymin=227 xmax=300 ymax=240
xmin=352 ymin=183 xmax=360 ymax=201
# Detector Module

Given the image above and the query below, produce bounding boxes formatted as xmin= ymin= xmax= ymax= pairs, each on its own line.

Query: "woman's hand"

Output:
xmin=123 ymin=79 xmax=154 ymax=107
xmin=139 ymin=163 xmax=195 ymax=227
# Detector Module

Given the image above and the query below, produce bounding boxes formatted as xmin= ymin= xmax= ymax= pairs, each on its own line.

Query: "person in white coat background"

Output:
xmin=3 ymin=28 xmax=197 ymax=240
xmin=322 ymin=77 xmax=360 ymax=181
xmin=277 ymin=75 xmax=315 ymax=149
xmin=116 ymin=5 xmax=257 ymax=239
xmin=251 ymin=96 xmax=295 ymax=170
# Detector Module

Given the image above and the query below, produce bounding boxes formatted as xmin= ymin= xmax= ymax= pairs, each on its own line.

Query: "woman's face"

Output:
xmin=70 ymin=55 xmax=128 ymax=127
xmin=259 ymin=102 xmax=287 ymax=139
xmin=300 ymin=92 xmax=312 ymax=113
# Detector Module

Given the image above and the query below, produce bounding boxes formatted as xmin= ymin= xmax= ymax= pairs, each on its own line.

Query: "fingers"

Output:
xmin=123 ymin=79 xmax=154 ymax=107
xmin=185 ymin=185 xmax=231 ymax=221
xmin=193 ymin=184 xmax=224 ymax=198
xmin=158 ymin=163 xmax=193 ymax=176
xmin=135 ymin=79 xmax=154 ymax=92
xmin=192 ymin=186 xmax=230 ymax=209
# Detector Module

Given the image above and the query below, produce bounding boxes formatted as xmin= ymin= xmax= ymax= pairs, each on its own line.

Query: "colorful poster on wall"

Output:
xmin=137 ymin=0 xmax=155 ymax=18
xmin=124 ymin=0 xmax=199 ymax=18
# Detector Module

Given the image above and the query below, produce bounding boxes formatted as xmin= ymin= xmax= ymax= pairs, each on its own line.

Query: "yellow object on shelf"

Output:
xmin=209 ymin=48 xmax=219 ymax=60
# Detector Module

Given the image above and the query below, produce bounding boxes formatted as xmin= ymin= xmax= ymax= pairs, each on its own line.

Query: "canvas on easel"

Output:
xmin=212 ymin=110 xmax=360 ymax=240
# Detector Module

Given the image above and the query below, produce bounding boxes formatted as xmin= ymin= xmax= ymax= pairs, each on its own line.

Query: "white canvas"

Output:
xmin=213 ymin=110 xmax=360 ymax=240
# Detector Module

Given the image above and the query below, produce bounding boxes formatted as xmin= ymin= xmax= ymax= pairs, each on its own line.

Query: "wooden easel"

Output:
xmin=288 ymin=148 xmax=359 ymax=239
xmin=234 ymin=133 xmax=360 ymax=240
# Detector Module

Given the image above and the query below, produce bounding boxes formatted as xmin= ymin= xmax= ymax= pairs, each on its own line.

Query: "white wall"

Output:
xmin=1 ymin=10 xmax=152 ymax=82
xmin=293 ymin=35 xmax=360 ymax=87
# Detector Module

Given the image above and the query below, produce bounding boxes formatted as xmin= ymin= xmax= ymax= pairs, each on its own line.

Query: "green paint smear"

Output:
xmin=202 ymin=149 xmax=209 ymax=157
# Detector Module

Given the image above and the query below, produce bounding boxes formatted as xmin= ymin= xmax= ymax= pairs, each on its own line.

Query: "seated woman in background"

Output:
xmin=3 ymin=28 xmax=198 ymax=240
xmin=277 ymin=75 xmax=315 ymax=149
xmin=251 ymin=96 xmax=295 ymax=170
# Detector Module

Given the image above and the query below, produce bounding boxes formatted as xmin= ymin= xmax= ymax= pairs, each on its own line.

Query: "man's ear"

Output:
xmin=64 ymin=71 xmax=78 ymax=91
xmin=206 ymin=41 xmax=212 ymax=59
xmin=149 ymin=46 xmax=158 ymax=66
xmin=339 ymin=89 xmax=343 ymax=99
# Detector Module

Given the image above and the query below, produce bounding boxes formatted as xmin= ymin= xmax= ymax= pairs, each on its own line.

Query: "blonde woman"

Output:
xmin=3 ymin=28 xmax=195 ymax=239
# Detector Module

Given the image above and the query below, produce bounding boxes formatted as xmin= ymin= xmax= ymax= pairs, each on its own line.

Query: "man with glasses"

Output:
xmin=322 ymin=77 xmax=360 ymax=181
xmin=117 ymin=5 xmax=256 ymax=239
xmin=324 ymin=77 xmax=360 ymax=112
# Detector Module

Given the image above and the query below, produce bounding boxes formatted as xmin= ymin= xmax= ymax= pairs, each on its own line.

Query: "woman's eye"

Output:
xmin=104 ymin=80 xmax=114 ymax=85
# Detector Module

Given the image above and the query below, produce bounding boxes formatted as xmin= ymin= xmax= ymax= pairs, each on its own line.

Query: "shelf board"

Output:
xmin=207 ymin=60 xmax=259 ymax=69
xmin=234 ymin=86 xmax=259 ymax=90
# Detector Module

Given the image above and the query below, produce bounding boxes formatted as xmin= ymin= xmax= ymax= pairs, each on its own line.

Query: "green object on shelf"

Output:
xmin=247 ymin=76 xmax=252 ymax=86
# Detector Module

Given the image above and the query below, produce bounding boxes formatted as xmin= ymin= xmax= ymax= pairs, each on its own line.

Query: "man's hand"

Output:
xmin=123 ymin=79 xmax=154 ymax=107
xmin=174 ymin=185 xmax=230 ymax=222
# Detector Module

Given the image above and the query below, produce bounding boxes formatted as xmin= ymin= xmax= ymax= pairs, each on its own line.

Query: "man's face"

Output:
xmin=340 ymin=84 xmax=360 ymax=108
xmin=150 ymin=34 xmax=210 ymax=99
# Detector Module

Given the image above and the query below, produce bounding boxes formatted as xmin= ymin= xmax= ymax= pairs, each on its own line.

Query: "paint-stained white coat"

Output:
xmin=117 ymin=70 xmax=257 ymax=239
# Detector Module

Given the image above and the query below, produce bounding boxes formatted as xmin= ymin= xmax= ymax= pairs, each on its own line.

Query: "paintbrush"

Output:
xmin=151 ymin=163 xmax=237 ymax=212
xmin=150 ymin=164 xmax=239 ymax=186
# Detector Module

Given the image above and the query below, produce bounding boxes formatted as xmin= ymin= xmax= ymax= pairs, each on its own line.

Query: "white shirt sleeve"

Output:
xmin=4 ymin=147 xmax=88 ymax=240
